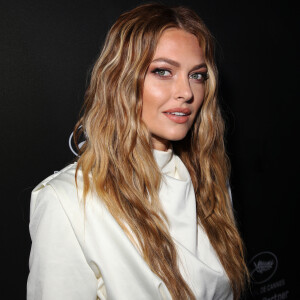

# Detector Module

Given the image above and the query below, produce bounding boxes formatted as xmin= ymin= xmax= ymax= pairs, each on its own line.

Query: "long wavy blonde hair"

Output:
xmin=74 ymin=3 xmax=249 ymax=299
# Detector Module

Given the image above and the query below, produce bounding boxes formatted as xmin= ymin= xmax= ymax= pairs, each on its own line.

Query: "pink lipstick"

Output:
xmin=163 ymin=108 xmax=191 ymax=124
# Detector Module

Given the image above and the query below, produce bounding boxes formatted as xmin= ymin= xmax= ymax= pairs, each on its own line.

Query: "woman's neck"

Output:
xmin=151 ymin=135 xmax=170 ymax=152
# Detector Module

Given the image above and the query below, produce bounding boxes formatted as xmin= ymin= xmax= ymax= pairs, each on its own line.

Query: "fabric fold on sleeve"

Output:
xmin=27 ymin=184 xmax=98 ymax=300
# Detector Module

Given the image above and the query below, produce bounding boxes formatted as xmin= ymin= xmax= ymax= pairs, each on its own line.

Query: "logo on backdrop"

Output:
xmin=249 ymin=251 xmax=278 ymax=284
xmin=69 ymin=127 xmax=86 ymax=156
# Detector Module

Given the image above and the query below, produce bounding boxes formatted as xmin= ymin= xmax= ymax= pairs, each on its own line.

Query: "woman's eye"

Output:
xmin=189 ymin=72 xmax=208 ymax=82
xmin=152 ymin=68 xmax=171 ymax=77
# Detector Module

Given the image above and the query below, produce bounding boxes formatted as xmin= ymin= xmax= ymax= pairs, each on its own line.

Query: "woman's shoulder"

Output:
xmin=30 ymin=163 xmax=84 ymax=223
xmin=32 ymin=163 xmax=78 ymax=193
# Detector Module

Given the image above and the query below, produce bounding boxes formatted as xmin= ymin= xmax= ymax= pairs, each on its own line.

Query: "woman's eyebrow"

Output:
xmin=151 ymin=57 xmax=207 ymax=71
xmin=152 ymin=58 xmax=180 ymax=67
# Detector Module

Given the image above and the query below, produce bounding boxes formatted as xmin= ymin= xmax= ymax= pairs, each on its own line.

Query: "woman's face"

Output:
xmin=142 ymin=28 xmax=207 ymax=151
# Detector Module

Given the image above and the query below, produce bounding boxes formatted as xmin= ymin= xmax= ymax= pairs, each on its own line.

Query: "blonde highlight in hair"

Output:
xmin=74 ymin=3 xmax=249 ymax=299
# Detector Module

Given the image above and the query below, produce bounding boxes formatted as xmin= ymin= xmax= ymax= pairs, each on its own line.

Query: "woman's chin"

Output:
xmin=162 ymin=132 xmax=189 ymax=142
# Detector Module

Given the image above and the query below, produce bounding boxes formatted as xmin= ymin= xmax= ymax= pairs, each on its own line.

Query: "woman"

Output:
xmin=27 ymin=3 xmax=249 ymax=300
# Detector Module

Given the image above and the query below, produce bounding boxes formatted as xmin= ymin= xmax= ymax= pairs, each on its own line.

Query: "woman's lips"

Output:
xmin=163 ymin=108 xmax=191 ymax=124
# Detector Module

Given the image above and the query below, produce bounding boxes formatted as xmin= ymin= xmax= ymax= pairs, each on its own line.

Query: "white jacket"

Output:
xmin=27 ymin=149 xmax=232 ymax=300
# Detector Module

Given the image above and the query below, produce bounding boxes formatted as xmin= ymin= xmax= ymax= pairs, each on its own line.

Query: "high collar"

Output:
xmin=153 ymin=148 xmax=176 ymax=178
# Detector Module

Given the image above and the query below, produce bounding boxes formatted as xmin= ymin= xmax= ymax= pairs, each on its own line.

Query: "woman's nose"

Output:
xmin=173 ymin=75 xmax=193 ymax=101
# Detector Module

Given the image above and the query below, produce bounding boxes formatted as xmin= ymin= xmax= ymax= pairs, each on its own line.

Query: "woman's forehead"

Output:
xmin=152 ymin=28 xmax=205 ymax=64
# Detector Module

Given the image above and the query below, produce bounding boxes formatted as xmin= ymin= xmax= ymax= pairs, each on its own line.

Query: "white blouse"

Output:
xmin=27 ymin=149 xmax=233 ymax=300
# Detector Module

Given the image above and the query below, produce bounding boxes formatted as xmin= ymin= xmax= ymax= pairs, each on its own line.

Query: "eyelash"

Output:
xmin=151 ymin=68 xmax=208 ymax=82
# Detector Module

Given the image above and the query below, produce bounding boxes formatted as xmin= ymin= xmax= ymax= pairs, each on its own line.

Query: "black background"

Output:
xmin=0 ymin=0 xmax=298 ymax=298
